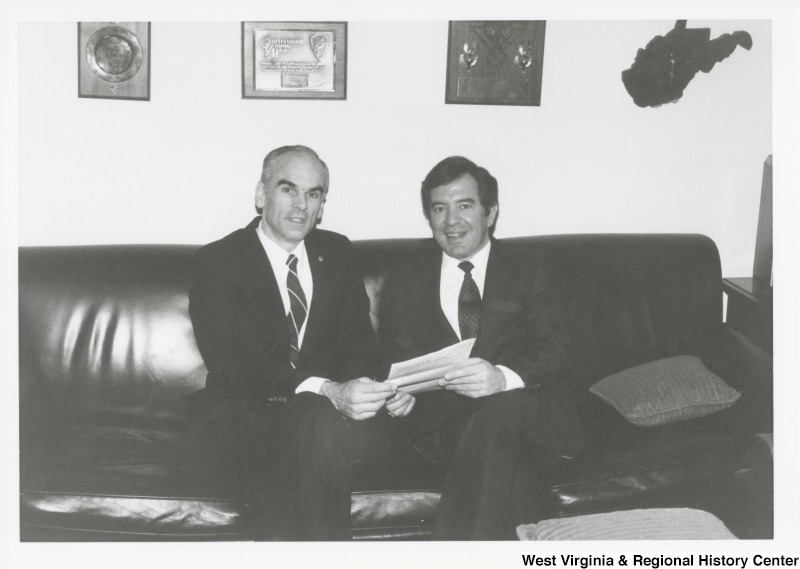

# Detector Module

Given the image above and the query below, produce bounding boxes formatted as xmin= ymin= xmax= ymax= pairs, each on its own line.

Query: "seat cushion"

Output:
xmin=19 ymin=412 xmax=253 ymax=541
xmin=350 ymin=491 xmax=440 ymax=540
xmin=543 ymin=397 xmax=750 ymax=518
xmin=21 ymin=491 xmax=249 ymax=541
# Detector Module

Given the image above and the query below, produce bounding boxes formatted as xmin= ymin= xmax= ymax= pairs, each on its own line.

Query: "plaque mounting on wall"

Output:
xmin=242 ymin=21 xmax=347 ymax=100
xmin=78 ymin=22 xmax=150 ymax=101
xmin=446 ymin=21 xmax=545 ymax=106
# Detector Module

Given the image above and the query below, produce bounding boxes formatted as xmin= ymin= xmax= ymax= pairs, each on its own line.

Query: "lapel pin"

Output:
xmin=318 ymin=256 xmax=324 ymax=262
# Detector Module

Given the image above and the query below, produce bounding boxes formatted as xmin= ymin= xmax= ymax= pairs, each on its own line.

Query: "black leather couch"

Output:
xmin=18 ymin=234 xmax=772 ymax=541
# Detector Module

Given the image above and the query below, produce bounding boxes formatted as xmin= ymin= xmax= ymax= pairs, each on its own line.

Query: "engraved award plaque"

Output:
xmin=242 ymin=22 xmax=347 ymax=100
xmin=445 ymin=21 xmax=545 ymax=106
xmin=78 ymin=22 xmax=150 ymax=101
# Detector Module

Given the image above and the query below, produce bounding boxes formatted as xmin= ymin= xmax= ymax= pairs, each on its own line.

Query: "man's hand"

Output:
xmin=320 ymin=378 xmax=397 ymax=420
xmin=385 ymin=392 xmax=416 ymax=418
xmin=438 ymin=357 xmax=506 ymax=398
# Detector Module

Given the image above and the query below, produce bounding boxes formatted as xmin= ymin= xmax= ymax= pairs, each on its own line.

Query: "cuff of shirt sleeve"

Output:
xmin=295 ymin=376 xmax=330 ymax=395
xmin=496 ymin=365 xmax=524 ymax=391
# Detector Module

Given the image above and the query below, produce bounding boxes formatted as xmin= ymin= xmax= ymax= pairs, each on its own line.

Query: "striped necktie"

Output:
xmin=458 ymin=260 xmax=481 ymax=339
xmin=286 ymin=254 xmax=308 ymax=368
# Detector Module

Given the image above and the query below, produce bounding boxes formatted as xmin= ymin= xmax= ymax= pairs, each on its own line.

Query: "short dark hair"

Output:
xmin=420 ymin=155 xmax=499 ymax=230
xmin=260 ymin=145 xmax=330 ymax=190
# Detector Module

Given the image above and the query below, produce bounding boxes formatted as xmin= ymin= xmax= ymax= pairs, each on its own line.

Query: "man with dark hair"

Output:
xmin=418 ymin=156 xmax=499 ymax=235
xmin=379 ymin=155 xmax=581 ymax=540
xmin=187 ymin=145 xmax=396 ymax=540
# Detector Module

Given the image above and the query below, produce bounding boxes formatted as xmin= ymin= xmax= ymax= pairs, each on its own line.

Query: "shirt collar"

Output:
xmin=256 ymin=223 xmax=307 ymax=268
xmin=441 ymin=239 xmax=492 ymax=274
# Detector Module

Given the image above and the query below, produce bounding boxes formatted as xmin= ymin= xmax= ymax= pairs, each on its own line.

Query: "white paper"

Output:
xmin=385 ymin=338 xmax=475 ymax=394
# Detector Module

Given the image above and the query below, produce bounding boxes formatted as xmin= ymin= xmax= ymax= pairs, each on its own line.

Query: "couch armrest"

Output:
xmin=705 ymin=327 xmax=772 ymax=432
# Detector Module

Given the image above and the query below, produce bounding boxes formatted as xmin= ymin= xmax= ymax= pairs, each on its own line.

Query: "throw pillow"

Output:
xmin=589 ymin=355 xmax=740 ymax=427
xmin=517 ymin=508 xmax=737 ymax=540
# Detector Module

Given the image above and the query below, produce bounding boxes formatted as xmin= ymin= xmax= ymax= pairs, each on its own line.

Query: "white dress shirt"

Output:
xmin=439 ymin=240 xmax=524 ymax=391
xmin=256 ymin=225 xmax=328 ymax=394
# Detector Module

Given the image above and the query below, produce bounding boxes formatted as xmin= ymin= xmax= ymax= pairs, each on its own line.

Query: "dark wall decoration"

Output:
xmin=446 ymin=21 xmax=546 ymax=106
xmin=622 ymin=21 xmax=752 ymax=108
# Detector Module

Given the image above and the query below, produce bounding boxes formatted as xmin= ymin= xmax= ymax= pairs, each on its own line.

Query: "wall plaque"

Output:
xmin=446 ymin=21 xmax=545 ymax=106
xmin=242 ymin=21 xmax=347 ymax=100
xmin=78 ymin=22 xmax=150 ymax=101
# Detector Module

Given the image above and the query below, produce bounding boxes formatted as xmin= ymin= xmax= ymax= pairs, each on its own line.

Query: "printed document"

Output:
xmin=385 ymin=338 xmax=475 ymax=394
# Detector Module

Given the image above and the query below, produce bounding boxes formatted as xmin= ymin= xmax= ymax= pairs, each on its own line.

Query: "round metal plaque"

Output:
xmin=86 ymin=26 xmax=143 ymax=83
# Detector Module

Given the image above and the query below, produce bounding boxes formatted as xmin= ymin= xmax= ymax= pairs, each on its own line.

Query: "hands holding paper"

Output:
xmin=321 ymin=378 xmax=397 ymax=420
xmin=385 ymin=338 xmax=476 ymax=395
xmin=386 ymin=358 xmax=506 ymax=417
xmin=438 ymin=358 xmax=506 ymax=398
xmin=384 ymin=338 xmax=511 ymax=408
xmin=386 ymin=392 xmax=416 ymax=417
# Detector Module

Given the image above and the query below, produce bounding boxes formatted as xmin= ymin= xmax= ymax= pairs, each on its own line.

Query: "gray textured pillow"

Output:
xmin=517 ymin=508 xmax=737 ymax=540
xmin=589 ymin=355 xmax=740 ymax=426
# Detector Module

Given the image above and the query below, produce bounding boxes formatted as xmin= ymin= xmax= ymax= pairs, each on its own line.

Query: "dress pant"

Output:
xmin=182 ymin=391 xmax=372 ymax=541
xmin=388 ymin=388 xmax=575 ymax=540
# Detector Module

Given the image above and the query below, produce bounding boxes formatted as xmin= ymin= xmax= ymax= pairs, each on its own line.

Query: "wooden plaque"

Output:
xmin=446 ymin=21 xmax=545 ymax=106
xmin=242 ymin=21 xmax=347 ymax=100
xmin=78 ymin=22 xmax=150 ymax=101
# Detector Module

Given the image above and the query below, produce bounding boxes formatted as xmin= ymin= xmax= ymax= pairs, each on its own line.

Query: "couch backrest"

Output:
xmin=18 ymin=234 xmax=722 ymax=403
xmin=505 ymin=235 xmax=723 ymax=389
xmin=19 ymin=245 xmax=204 ymax=404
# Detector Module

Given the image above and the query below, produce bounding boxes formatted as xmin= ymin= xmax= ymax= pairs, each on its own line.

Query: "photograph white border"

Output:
xmin=2 ymin=1 xmax=798 ymax=568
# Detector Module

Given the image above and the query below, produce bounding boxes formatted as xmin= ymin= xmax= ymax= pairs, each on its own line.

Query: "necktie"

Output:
xmin=286 ymin=254 xmax=308 ymax=369
xmin=458 ymin=261 xmax=481 ymax=339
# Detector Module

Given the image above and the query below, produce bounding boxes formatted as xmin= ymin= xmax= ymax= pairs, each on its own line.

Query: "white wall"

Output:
xmin=18 ymin=20 xmax=771 ymax=277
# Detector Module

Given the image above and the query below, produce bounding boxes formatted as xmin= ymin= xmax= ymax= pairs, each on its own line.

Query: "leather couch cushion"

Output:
xmin=350 ymin=491 xmax=440 ymax=540
xmin=21 ymin=492 xmax=249 ymax=541
xmin=18 ymin=245 xmax=208 ymax=400
xmin=544 ymin=397 xmax=749 ymax=518
xmin=22 ymin=421 xmax=182 ymax=497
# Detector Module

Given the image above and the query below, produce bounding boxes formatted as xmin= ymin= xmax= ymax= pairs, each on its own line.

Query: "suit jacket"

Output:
xmin=378 ymin=239 xmax=571 ymax=392
xmin=189 ymin=217 xmax=376 ymax=401
xmin=377 ymin=239 xmax=585 ymax=456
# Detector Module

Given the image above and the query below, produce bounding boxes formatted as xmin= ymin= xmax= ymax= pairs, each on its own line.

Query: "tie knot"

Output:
xmin=458 ymin=261 xmax=474 ymax=276
xmin=286 ymin=254 xmax=298 ymax=270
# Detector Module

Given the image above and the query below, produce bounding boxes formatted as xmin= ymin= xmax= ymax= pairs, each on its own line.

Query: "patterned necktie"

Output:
xmin=458 ymin=261 xmax=481 ymax=340
xmin=286 ymin=254 xmax=308 ymax=369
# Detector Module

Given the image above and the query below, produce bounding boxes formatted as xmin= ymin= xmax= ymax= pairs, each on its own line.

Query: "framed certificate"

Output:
xmin=445 ymin=21 xmax=545 ymax=106
xmin=78 ymin=22 xmax=150 ymax=101
xmin=242 ymin=21 xmax=347 ymax=100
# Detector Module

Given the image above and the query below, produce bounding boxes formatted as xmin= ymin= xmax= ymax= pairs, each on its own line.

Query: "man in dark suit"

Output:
xmin=378 ymin=156 xmax=581 ymax=540
xmin=187 ymin=145 xmax=396 ymax=540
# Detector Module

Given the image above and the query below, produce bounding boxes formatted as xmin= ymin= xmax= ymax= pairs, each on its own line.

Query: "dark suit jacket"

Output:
xmin=378 ymin=240 xmax=571 ymax=389
xmin=189 ymin=217 xmax=377 ymax=401
xmin=377 ymin=239 xmax=581 ymax=454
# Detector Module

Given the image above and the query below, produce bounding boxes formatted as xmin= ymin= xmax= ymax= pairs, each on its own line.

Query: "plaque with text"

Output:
xmin=445 ymin=21 xmax=545 ymax=106
xmin=242 ymin=22 xmax=347 ymax=100
xmin=78 ymin=22 xmax=150 ymax=101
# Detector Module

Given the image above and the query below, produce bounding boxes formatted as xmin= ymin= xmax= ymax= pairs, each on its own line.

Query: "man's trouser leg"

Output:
xmin=419 ymin=390 xmax=566 ymax=540
xmin=248 ymin=393 xmax=354 ymax=541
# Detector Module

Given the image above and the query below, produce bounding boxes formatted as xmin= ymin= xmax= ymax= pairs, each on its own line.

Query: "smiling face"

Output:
xmin=428 ymin=173 xmax=498 ymax=260
xmin=255 ymin=150 xmax=328 ymax=252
